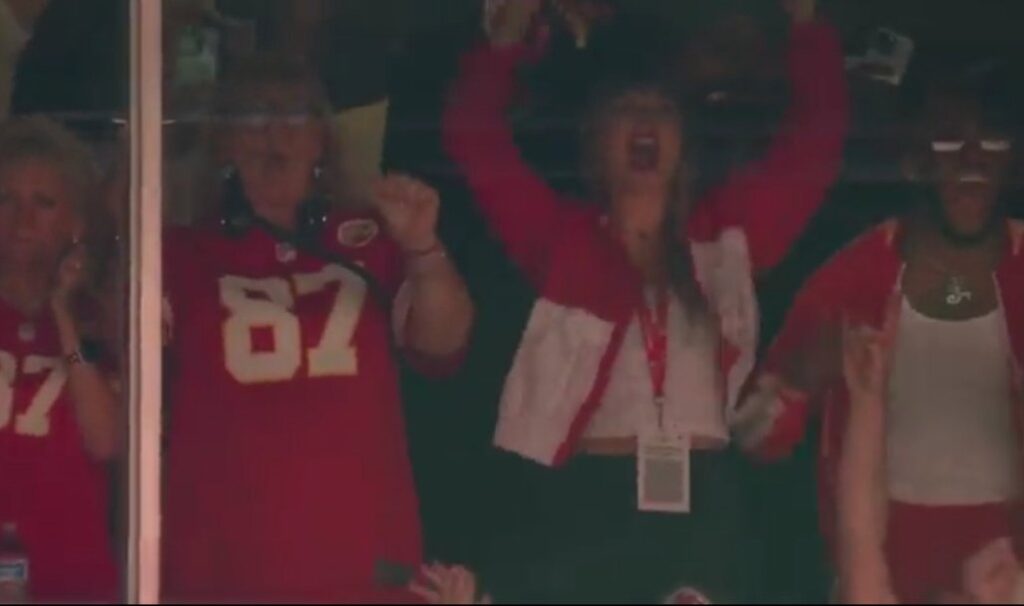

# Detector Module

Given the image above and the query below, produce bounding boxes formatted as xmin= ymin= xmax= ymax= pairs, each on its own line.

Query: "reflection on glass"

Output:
xmin=0 ymin=0 xmax=130 ymax=602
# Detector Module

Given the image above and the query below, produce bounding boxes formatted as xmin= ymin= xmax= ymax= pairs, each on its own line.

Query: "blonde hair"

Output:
xmin=0 ymin=116 xmax=115 ymax=302
xmin=580 ymin=86 xmax=708 ymax=323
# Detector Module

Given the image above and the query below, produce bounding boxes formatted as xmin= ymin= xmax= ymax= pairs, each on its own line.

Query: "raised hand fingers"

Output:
xmin=409 ymin=581 xmax=442 ymax=604
xmin=420 ymin=562 xmax=446 ymax=587
xmin=374 ymin=174 xmax=438 ymax=207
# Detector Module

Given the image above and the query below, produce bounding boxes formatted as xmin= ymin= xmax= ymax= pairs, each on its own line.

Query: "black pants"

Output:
xmin=479 ymin=449 xmax=764 ymax=604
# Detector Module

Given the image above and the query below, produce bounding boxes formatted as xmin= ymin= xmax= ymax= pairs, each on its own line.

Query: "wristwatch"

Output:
xmin=66 ymin=339 xmax=102 ymax=366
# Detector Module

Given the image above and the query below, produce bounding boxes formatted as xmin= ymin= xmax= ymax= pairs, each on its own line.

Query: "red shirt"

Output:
xmin=0 ymin=301 xmax=118 ymax=602
xmin=161 ymin=214 xmax=429 ymax=602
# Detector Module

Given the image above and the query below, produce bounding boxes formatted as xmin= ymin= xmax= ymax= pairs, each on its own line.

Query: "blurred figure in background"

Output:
xmin=0 ymin=0 xmax=48 ymax=119
xmin=9 ymin=0 xmax=127 ymax=138
xmin=287 ymin=0 xmax=412 ymax=208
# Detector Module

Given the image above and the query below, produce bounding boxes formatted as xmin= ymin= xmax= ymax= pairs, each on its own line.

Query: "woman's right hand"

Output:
xmin=841 ymin=320 xmax=891 ymax=405
xmin=51 ymin=241 xmax=91 ymax=311
xmin=484 ymin=0 xmax=546 ymax=48
xmin=961 ymin=538 xmax=1022 ymax=605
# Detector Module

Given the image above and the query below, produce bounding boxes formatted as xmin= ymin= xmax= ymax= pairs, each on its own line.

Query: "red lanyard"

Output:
xmin=636 ymin=287 xmax=670 ymax=429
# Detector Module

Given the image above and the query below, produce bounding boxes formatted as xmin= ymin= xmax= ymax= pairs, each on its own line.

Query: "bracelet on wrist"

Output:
xmin=403 ymin=240 xmax=446 ymax=260
xmin=64 ymin=339 xmax=102 ymax=366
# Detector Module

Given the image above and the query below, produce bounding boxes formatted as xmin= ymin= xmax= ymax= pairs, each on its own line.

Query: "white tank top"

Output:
xmin=886 ymin=297 xmax=1022 ymax=505
xmin=583 ymin=291 xmax=727 ymax=441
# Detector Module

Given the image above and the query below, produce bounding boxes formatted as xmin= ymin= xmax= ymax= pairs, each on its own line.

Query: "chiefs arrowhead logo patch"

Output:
xmin=337 ymin=219 xmax=380 ymax=248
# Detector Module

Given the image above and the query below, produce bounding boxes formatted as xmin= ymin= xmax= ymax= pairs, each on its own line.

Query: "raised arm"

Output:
xmin=375 ymin=174 xmax=474 ymax=361
xmin=52 ymin=243 xmax=120 ymax=462
xmin=442 ymin=0 xmax=573 ymax=288
xmin=697 ymin=2 xmax=849 ymax=272
xmin=836 ymin=321 xmax=897 ymax=605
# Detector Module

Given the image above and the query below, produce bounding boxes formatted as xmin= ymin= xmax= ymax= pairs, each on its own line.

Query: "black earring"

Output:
xmin=293 ymin=163 xmax=330 ymax=244
xmin=220 ymin=166 xmax=253 ymax=238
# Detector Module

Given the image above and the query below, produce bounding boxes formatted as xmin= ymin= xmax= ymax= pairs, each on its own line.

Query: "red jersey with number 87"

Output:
xmin=162 ymin=213 xmax=426 ymax=602
xmin=0 ymin=301 xmax=118 ymax=602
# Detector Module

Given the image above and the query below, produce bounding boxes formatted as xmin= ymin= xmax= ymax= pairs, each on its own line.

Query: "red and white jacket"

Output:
xmin=736 ymin=218 xmax=1024 ymax=540
xmin=444 ymin=22 xmax=848 ymax=466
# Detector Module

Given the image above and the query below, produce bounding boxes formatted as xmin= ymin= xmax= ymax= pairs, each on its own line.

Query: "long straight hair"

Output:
xmin=579 ymin=84 xmax=709 ymax=324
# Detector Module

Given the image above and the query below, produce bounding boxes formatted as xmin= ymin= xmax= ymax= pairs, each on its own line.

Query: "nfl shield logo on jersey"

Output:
xmin=663 ymin=586 xmax=712 ymax=604
xmin=337 ymin=219 xmax=380 ymax=248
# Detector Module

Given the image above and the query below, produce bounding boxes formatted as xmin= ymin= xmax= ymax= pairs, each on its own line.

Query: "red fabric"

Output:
xmin=444 ymin=22 xmax=847 ymax=286
xmin=747 ymin=222 xmax=903 ymax=463
xmin=443 ymin=23 xmax=847 ymax=463
xmin=751 ymin=219 xmax=1024 ymax=564
xmin=161 ymin=214 xmax=428 ymax=602
xmin=688 ymin=22 xmax=850 ymax=273
xmin=637 ymin=287 xmax=670 ymax=401
xmin=553 ymin=320 xmax=631 ymax=465
xmin=0 ymin=301 xmax=118 ymax=603
xmin=885 ymin=501 xmax=1022 ymax=603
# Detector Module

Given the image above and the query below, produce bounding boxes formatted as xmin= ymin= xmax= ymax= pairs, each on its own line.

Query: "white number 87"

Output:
xmin=220 ymin=265 xmax=368 ymax=384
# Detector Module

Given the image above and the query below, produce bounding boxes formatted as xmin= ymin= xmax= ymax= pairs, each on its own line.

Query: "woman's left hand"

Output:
xmin=52 ymin=241 xmax=90 ymax=308
xmin=373 ymin=174 xmax=441 ymax=254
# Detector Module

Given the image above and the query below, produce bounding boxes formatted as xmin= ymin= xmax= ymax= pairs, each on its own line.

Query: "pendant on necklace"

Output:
xmin=275 ymin=243 xmax=297 ymax=264
xmin=945 ymin=275 xmax=973 ymax=307
xmin=17 ymin=322 xmax=35 ymax=342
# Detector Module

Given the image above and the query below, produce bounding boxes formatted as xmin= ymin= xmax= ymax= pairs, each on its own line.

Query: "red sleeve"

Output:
xmin=443 ymin=43 xmax=573 ymax=289
xmin=736 ymin=241 xmax=852 ymax=461
xmin=761 ymin=252 xmax=846 ymax=383
xmin=695 ymin=21 xmax=849 ymax=273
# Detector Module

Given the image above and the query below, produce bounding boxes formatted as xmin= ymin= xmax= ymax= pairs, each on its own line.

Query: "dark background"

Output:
xmin=12 ymin=1 xmax=1024 ymax=601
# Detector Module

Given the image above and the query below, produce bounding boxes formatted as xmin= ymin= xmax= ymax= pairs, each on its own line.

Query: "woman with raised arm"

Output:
xmin=443 ymin=0 xmax=847 ymax=601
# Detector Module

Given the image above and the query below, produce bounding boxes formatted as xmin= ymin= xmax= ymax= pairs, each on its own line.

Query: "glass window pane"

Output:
xmin=0 ymin=0 xmax=131 ymax=602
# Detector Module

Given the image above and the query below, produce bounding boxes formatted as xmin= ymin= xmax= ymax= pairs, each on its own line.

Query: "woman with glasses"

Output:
xmin=160 ymin=54 xmax=474 ymax=602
